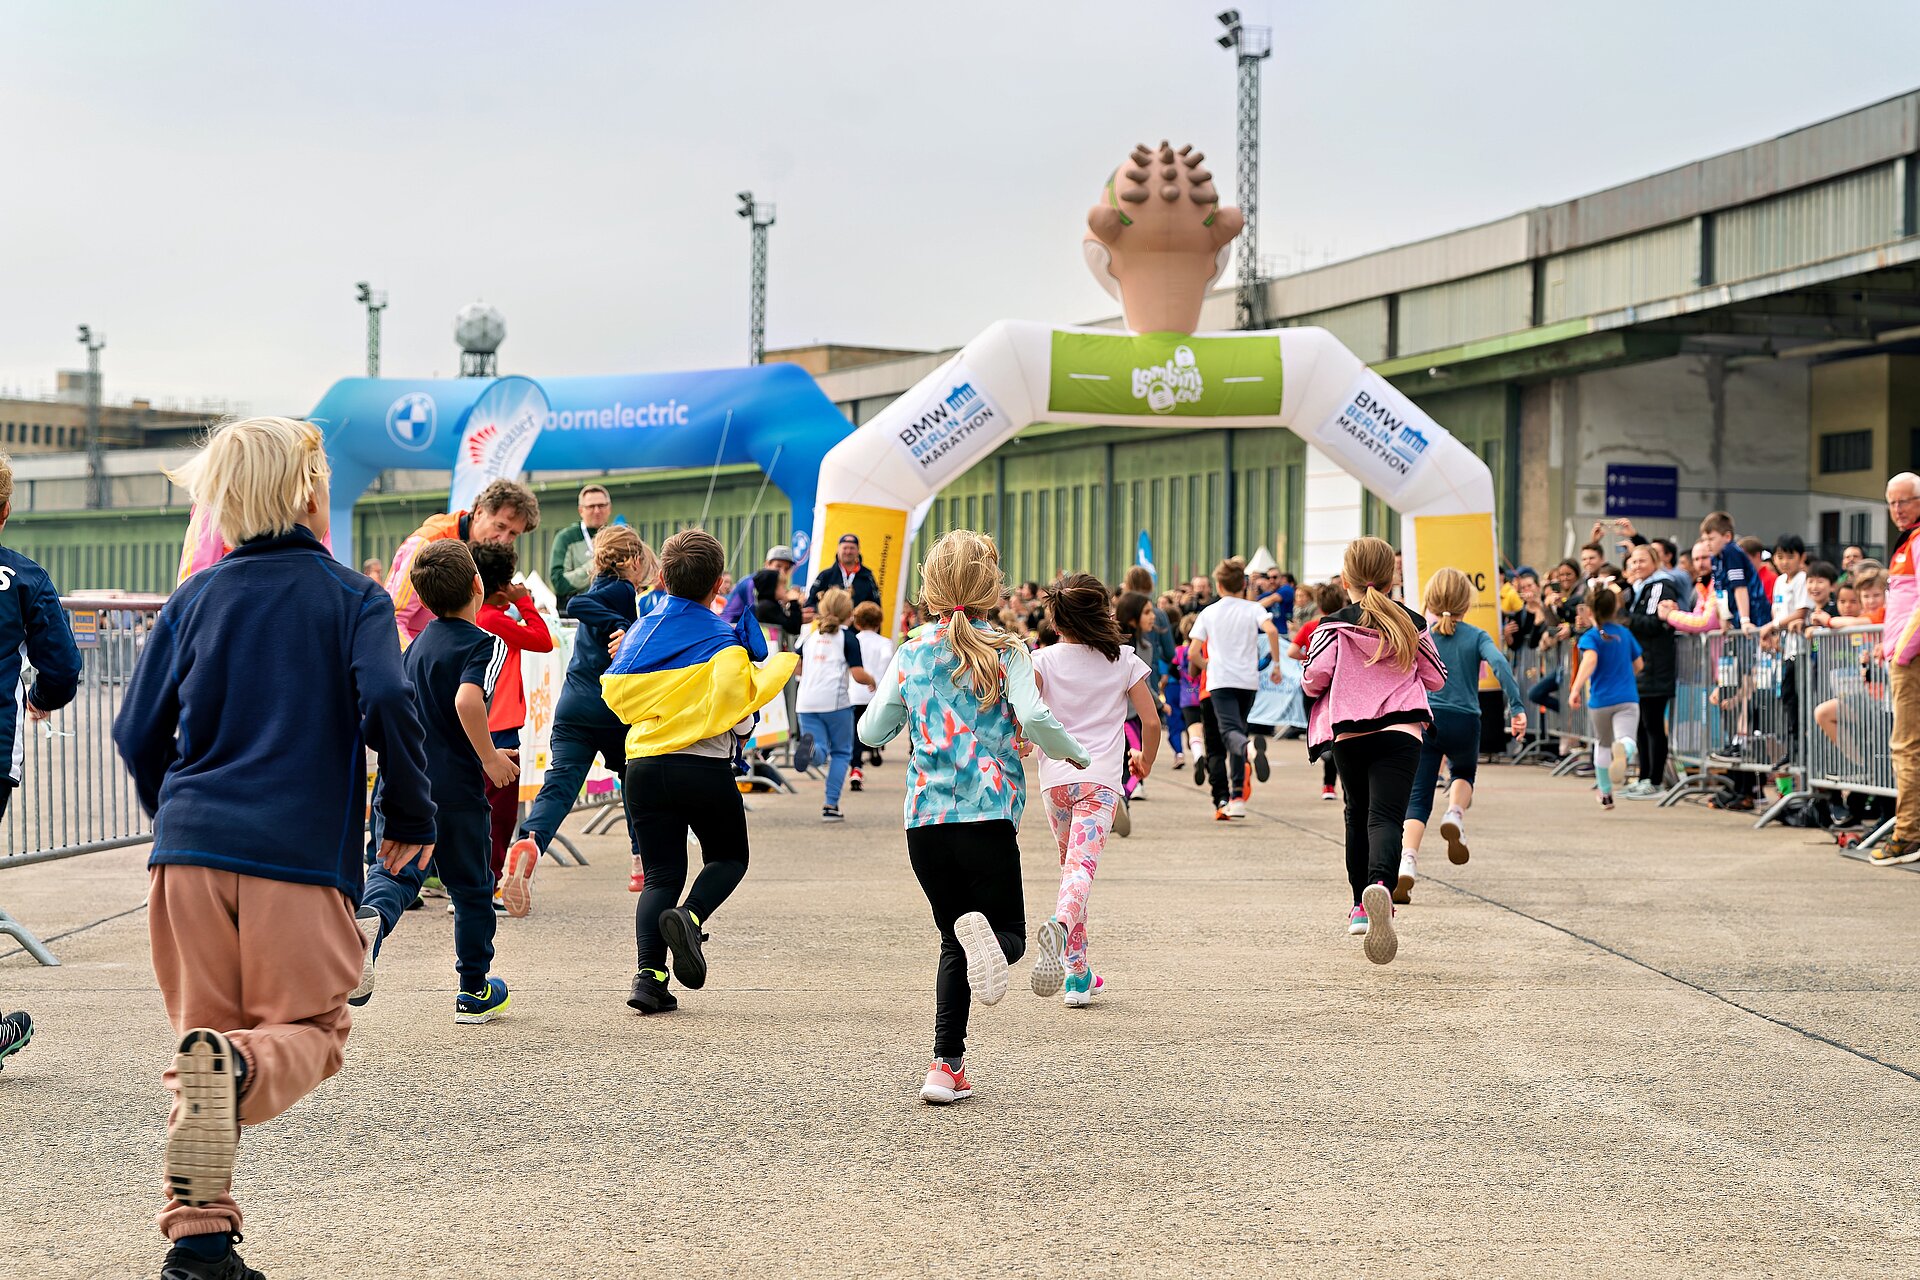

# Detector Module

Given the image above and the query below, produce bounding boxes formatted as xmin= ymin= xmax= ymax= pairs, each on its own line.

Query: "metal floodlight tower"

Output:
xmin=76 ymin=324 xmax=106 ymax=509
xmin=1216 ymin=10 xmax=1272 ymax=330
xmin=355 ymin=281 xmax=389 ymax=378
xmin=737 ymin=191 xmax=776 ymax=365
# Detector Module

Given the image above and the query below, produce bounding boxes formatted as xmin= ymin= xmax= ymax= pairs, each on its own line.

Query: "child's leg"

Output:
xmin=1043 ymin=785 xmax=1074 ymax=865
xmin=1213 ymin=690 xmax=1255 ymax=797
xmin=1053 ymin=785 xmax=1118 ymax=976
xmin=626 ymin=757 xmax=692 ymax=975
xmin=596 ymin=725 xmax=642 ymax=870
xmin=1201 ymin=699 xmax=1228 ymax=805
xmin=436 ymin=809 xmax=498 ymax=993
xmin=1323 ymin=755 xmax=1338 ymax=788
xmin=681 ymin=759 xmax=751 ymax=925
xmin=906 ymin=820 xmax=1025 ymax=1063
xmin=1400 ymin=731 xmax=1444 ymax=853
xmin=1329 ymin=741 xmax=1374 ymax=904
xmin=359 ymin=846 xmax=432 ymax=946
xmin=819 ymin=708 xmax=855 ymax=806
xmin=518 ymin=718 xmax=597 ymax=851
xmin=1363 ymin=734 xmax=1422 ymax=890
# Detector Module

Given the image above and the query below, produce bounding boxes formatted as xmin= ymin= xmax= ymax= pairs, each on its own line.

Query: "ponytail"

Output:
xmin=1343 ymin=536 xmax=1418 ymax=672
xmin=920 ymin=530 xmax=1022 ymax=707
xmin=943 ymin=608 xmax=1021 ymax=706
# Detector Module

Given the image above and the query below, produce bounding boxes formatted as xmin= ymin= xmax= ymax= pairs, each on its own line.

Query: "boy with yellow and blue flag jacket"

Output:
xmin=601 ymin=529 xmax=796 ymax=1014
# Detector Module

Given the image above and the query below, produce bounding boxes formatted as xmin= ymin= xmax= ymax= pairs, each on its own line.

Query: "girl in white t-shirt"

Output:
xmin=794 ymin=588 xmax=874 ymax=821
xmin=1029 ymin=573 xmax=1161 ymax=1006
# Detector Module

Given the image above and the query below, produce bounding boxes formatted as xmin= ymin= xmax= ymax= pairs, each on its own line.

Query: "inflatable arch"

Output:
xmin=307 ymin=365 xmax=851 ymax=568
xmin=810 ymin=320 xmax=1501 ymax=637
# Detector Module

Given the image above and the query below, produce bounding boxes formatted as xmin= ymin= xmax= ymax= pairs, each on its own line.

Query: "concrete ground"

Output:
xmin=4 ymin=740 xmax=1918 ymax=1278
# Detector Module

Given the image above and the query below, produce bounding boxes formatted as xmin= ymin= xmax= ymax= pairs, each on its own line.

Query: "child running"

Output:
xmin=601 ymin=530 xmax=796 ymax=1014
xmin=857 ymin=530 xmax=1089 ymax=1105
xmin=356 ymin=539 xmax=518 ymax=1022
xmin=1567 ymin=584 xmax=1644 ymax=810
xmin=1029 ymin=573 xmax=1160 ymax=1006
xmin=472 ymin=542 xmax=553 ymax=917
xmin=1301 ymin=537 xmax=1446 ymax=965
xmin=1289 ymin=582 xmax=1349 ymax=802
xmin=1396 ymin=568 xmax=1526 ymax=901
xmin=847 ymin=600 xmax=895 ymax=791
xmin=113 ymin=417 xmax=435 ymax=1280
xmin=1190 ymin=556 xmax=1282 ymax=819
xmin=794 ymin=586 xmax=875 ymax=821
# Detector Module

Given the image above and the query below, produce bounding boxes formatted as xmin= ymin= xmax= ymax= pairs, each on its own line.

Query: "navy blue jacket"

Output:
xmin=0 ymin=545 xmax=81 ymax=784
xmin=558 ymin=573 xmax=639 ymax=729
xmin=114 ymin=529 xmax=436 ymax=901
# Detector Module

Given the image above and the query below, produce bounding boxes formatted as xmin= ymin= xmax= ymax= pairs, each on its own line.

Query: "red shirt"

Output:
xmin=477 ymin=599 xmax=554 ymax=732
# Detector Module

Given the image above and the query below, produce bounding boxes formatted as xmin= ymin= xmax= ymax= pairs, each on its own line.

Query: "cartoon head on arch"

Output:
xmin=811 ymin=136 xmax=1499 ymax=644
xmin=305 ymin=366 xmax=852 ymax=568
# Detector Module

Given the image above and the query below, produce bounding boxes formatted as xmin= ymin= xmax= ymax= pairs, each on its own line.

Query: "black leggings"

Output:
xmin=625 ymin=754 xmax=751 ymax=975
xmin=1637 ymin=694 xmax=1671 ymax=786
xmin=1207 ymin=688 xmax=1256 ymax=805
xmin=1329 ymin=732 xmax=1422 ymax=905
xmin=906 ymin=819 xmax=1027 ymax=1061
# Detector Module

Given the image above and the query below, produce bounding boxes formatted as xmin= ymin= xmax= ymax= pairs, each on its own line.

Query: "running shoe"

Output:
xmin=1321 ymin=785 xmax=1338 ymax=802
xmin=491 ymin=893 xmax=509 ymax=916
xmin=626 ymin=970 xmax=678 ymax=1015
xmin=1225 ymin=797 xmax=1247 ymax=819
xmin=1253 ymin=735 xmax=1271 ymax=782
xmin=629 ymin=856 xmax=646 ymax=893
xmin=0 ymin=1010 xmax=32 ymax=1070
xmin=1030 ymin=918 xmax=1067 ymax=997
xmin=159 ymin=1235 xmax=265 ymax=1280
xmin=499 ymin=837 xmax=538 ymax=917
xmin=1347 ymin=904 xmax=1369 ymax=936
xmin=1193 ymin=754 xmax=1207 ymax=785
xmin=348 ymin=906 xmax=381 ymax=1006
xmin=1132 ymin=781 xmax=1147 ymax=801
xmin=659 ymin=907 xmax=710 ymax=989
xmin=164 ymin=1029 xmax=240 ymax=1208
xmin=1439 ymin=809 xmax=1469 ymax=865
xmin=1395 ymin=849 xmax=1418 ymax=903
xmin=455 ymin=977 xmax=511 ymax=1024
xmin=1609 ymin=737 xmax=1637 ymax=786
xmin=1869 ymin=839 xmax=1920 ymax=867
xmin=1600 ymin=792 xmax=1615 ymax=810
xmin=1361 ymin=882 xmax=1397 ymax=965
xmin=920 ymin=1060 xmax=972 ymax=1105
xmin=822 ymin=805 xmax=844 ymax=822
xmin=1062 ymin=971 xmax=1104 ymax=1008
xmin=1113 ymin=800 xmax=1131 ymax=838
xmin=849 ymin=766 xmax=864 ymax=792
xmin=1214 ymin=805 xmax=1232 ymax=822
xmin=1621 ymin=779 xmax=1659 ymax=800
xmin=953 ymin=910 xmax=1008 ymax=1006
xmin=792 ymin=732 xmax=816 ymax=772
xmin=420 ymin=875 xmax=447 ymax=899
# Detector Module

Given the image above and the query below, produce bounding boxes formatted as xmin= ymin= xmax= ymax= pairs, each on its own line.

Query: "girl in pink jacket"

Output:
xmin=1301 ymin=537 xmax=1447 ymax=965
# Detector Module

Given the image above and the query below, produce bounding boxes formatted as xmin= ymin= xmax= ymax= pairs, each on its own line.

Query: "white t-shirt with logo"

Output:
xmin=1771 ymin=570 xmax=1807 ymax=623
xmin=1190 ymin=596 xmax=1271 ymax=691
xmin=1031 ymin=642 xmax=1150 ymax=795
xmin=796 ymin=625 xmax=866 ymax=713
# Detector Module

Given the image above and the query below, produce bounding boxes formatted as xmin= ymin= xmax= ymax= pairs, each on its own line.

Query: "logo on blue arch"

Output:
xmin=385 ymin=393 xmax=437 ymax=452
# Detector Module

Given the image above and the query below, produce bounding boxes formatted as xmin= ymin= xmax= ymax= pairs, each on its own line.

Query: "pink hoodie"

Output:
xmin=1885 ymin=526 xmax=1919 ymax=665
xmin=1300 ymin=602 xmax=1447 ymax=761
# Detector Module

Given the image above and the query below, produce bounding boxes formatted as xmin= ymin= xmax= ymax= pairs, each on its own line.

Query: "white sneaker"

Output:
xmin=349 ymin=907 xmax=382 ymax=1006
xmin=1361 ymin=883 xmax=1398 ymax=966
xmin=954 ymin=911 xmax=1009 ymax=1006
xmin=1112 ymin=800 xmax=1132 ymax=838
xmin=1608 ymin=737 xmax=1636 ymax=786
xmin=1439 ymin=808 xmax=1469 ymax=865
xmin=1396 ymin=849 xmax=1418 ymax=900
xmin=1030 ymin=918 xmax=1067 ymax=997
xmin=1225 ymin=797 xmax=1248 ymax=819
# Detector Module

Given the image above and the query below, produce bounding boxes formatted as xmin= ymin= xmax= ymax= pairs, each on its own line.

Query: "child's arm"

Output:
xmin=1004 ymin=645 xmax=1090 ymax=767
xmin=1261 ymin=615 xmax=1283 ymax=673
xmin=498 ymin=588 xmax=554 ymax=652
xmin=1125 ymin=677 xmax=1161 ymax=777
xmin=1476 ymin=628 xmax=1527 ymax=729
xmin=857 ymin=649 xmax=908 ymax=746
xmin=1415 ymin=631 xmax=1448 ymax=692
xmin=348 ymin=594 xmax=437 ymax=867
xmin=111 ymin=608 xmax=183 ymax=817
xmin=456 ymin=682 xmax=519 ymax=787
xmin=21 ymin=570 xmax=80 ymax=718
xmin=1568 ymin=648 xmax=1597 ymax=709
xmin=1299 ymin=629 xmax=1336 ymax=697
xmin=842 ymin=630 xmax=875 ymax=691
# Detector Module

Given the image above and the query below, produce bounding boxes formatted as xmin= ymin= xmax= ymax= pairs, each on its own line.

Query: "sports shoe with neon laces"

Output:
xmin=660 ymin=906 xmax=710 ymax=989
xmin=499 ymin=838 xmax=538 ymax=917
xmin=1347 ymin=904 xmax=1369 ymax=936
xmin=348 ymin=907 xmax=381 ymax=1006
xmin=164 ymin=1029 xmax=240 ymax=1208
xmin=1030 ymin=918 xmax=1067 ymax=996
xmin=1062 ymin=971 xmax=1104 ymax=1008
xmin=1394 ymin=849 xmax=1417 ymax=904
xmin=626 ymin=970 xmax=678 ymax=1015
xmin=455 ymin=977 xmax=511 ymax=1024
xmin=1439 ymin=808 xmax=1469 ymax=865
xmin=0 ymin=1010 xmax=33 ymax=1069
xmin=1321 ymin=784 xmax=1338 ymax=801
xmin=920 ymin=1060 xmax=972 ymax=1105
xmin=159 ymin=1233 xmax=265 ymax=1280
xmin=953 ymin=910 xmax=1008 ymax=1006
xmin=1609 ymin=737 xmax=1637 ymax=786
xmin=1361 ymin=882 xmax=1398 ymax=965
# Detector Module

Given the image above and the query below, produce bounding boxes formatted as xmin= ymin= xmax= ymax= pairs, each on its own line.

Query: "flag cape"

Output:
xmin=601 ymin=596 xmax=797 ymax=758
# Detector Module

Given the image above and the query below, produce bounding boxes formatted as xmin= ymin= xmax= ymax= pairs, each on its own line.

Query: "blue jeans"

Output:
xmin=1406 ymin=709 xmax=1480 ymax=824
xmin=362 ymin=806 xmax=495 ymax=992
xmin=519 ymin=716 xmax=638 ymax=859
xmin=1528 ymin=669 xmax=1561 ymax=715
xmin=799 ymin=707 xmax=856 ymax=806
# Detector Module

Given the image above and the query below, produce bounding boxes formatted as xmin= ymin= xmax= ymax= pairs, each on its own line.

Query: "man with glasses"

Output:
xmin=550 ymin=484 xmax=613 ymax=611
xmin=1872 ymin=472 xmax=1920 ymax=865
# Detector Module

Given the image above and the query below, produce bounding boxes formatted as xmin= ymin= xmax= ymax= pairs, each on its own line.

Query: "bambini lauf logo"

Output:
xmin=385 ymin=393 xmax=437 ymax=451
xmin=1130 ymin=345 xmax=1203 ymax=414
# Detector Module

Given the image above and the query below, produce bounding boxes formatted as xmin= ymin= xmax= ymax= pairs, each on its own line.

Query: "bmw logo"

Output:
xmin=385 ymin=393 xmax=437 ymax=452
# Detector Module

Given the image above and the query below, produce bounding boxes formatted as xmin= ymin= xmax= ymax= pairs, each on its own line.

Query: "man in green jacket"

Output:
xmin=549 ymin=483 xmax=612 ymax=610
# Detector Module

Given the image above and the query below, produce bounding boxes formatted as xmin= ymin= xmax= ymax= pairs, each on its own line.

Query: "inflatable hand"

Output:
xmin=1085 ymin=140 xmax=1246 ymax=336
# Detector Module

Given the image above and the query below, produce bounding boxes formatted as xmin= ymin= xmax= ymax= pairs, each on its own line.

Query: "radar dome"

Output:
xmin=454 ymin=302 xmax=506 ymax=354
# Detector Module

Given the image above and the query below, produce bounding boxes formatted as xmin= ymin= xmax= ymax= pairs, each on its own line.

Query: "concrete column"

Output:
xmin=1301 ymin=446 xmax=1363 ymax=582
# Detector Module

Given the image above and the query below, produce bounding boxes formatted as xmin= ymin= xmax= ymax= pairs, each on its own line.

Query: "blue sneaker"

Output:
xmin=455 ymin=977 xmax=511 ymax=1024
xmin=1062 ymin=971 xmax=1103 ymax=1008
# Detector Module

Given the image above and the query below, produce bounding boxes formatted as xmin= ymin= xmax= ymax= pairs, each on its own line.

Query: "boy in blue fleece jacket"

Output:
xmin=113 ymin=418 xmax=435 ymax=1280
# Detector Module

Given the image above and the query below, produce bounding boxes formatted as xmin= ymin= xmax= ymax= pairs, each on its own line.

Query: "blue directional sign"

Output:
xmin=1605 ymin=464 xmax=1678 ymax=519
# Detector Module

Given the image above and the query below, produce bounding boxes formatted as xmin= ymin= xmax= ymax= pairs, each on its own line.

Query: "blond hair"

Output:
xmin=591 ymin=524 xmax=656 ymax=585
xmin=0 ymin=452 xmax=13 ymax=510
xmin=167 ymin=416 xmax=329 ymax=547
xmin=816 ymin=586 xmax=853 ymax=633
xmin=919 ymin=529 xmax=1020 ymax=706
xmin=1422 ymin=566 xmax=1474 ymax=637
xmin=1343 ymin=536 xmax=1417 ymax=671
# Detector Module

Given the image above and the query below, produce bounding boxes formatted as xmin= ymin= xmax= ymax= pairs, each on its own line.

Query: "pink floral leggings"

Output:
xmin=1043 ymin=782 xmax=1119 ymax=977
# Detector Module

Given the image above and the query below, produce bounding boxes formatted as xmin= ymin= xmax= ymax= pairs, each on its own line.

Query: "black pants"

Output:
xmin=1322 ymin=755 xmax=1338 ymax=788
xmin=1637 ymin=693 xmax=1671 ymax=786
xmin=626 ymin=755 xmax=751 ymax=975
xmin=1330 ymin=732 xmax=1422 ymax=905
xmin=906 ymin=819 xmax=1026 ymax=1061
xmin=362 ymin=806 xmax=496 ymax=991
xmin=1205 ymin=688 xmax=1256 ymax=806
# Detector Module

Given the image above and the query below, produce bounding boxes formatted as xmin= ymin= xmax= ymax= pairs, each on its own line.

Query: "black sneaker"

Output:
xmin=0 ymin=1010 xmax=32 ymax=1069
xmin=792 ymin=733 xmax=816 ymax=772
xmin=658 ymin=907 xmax=709 ymax=990
xmin=1253 ymin=735 xmax=1271 ymax=782
xmin=1192 ymin=754 xmax=1207 ymax=785
xmin=160 ymin=1234 xmax=264 ymax=1280
xmin=626 ymin=971 xmax=679 ymax=1015
xmin=822 ymin=805 xmax=844 ymax=822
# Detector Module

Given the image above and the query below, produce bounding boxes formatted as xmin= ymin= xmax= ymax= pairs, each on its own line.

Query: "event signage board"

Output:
xmin=450 ymin=376 xmax=550 ymax=513
xmin=1604 ymin=464 xmax=1679 ymax=519
xmin=886 ymin=363 xmax=1006 ymax=490
xmin=1316 ymin=373 xmax=1435 ymax=501
xmin=1046 ymin=331 xmax=1282 ymax=418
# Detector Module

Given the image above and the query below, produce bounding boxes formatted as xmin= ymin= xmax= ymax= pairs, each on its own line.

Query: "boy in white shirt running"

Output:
xmin=1189 ymin=557 xmax=1282 ymax=819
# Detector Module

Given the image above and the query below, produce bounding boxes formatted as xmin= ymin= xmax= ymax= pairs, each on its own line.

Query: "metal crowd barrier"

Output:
xmin=0 ymin=595 xmax=165 ymax=965
xmin=1795 ymin=626 xmax=1897 ymax=855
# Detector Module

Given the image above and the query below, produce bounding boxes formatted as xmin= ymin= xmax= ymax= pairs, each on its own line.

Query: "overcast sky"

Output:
xmin=5 ymin=0 xmax=1920 ymax=415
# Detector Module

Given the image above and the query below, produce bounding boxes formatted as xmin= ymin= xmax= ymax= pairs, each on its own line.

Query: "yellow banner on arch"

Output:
xmin=817 ymin=501 xmax=910 ymax=636
xmin=1412 ymin=512 xmax=1501 ymax=691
